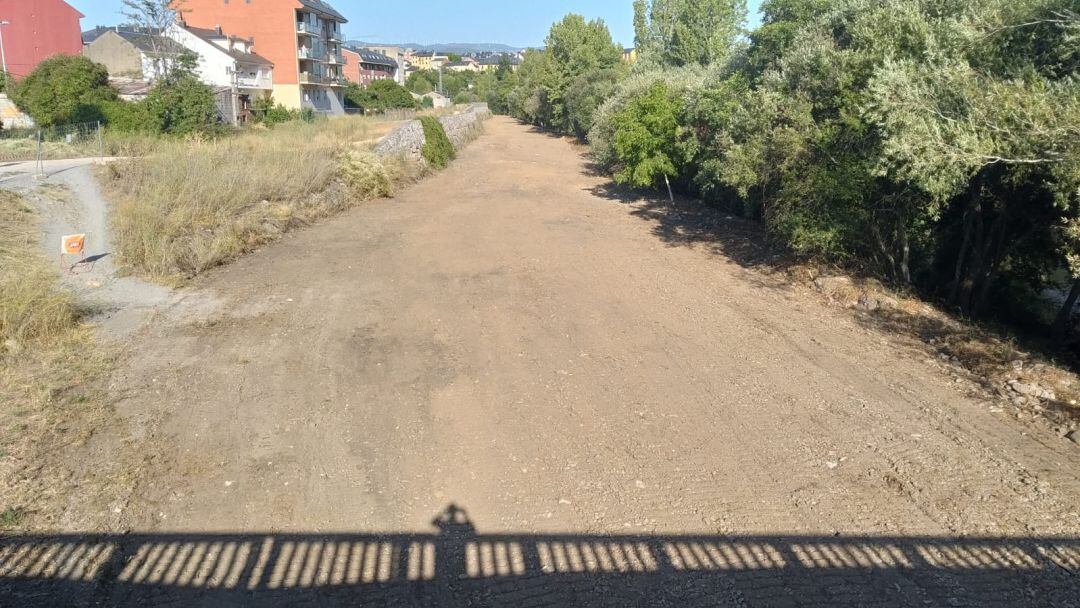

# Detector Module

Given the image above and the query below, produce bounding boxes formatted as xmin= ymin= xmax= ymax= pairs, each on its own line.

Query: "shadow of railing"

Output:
xmin=2 ymin=506 xmax=1078 ymax=606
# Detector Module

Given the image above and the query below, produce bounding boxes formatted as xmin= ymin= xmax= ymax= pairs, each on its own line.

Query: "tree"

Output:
xmin=146 ymin=72 xmax=217 ymax=135
xmin=10 ymin=55 xmax=117 ymax=127
xmin=121 ymin=0 xmax=187 ymax=79
xmin=611 ymin=83 xmax=684 ymax=201
xmin=510 ymin=14 xmax=624 ymax=134
xmin=346 ymin=79 xmax=417 ymax=112
xmin=633 ymin=0 xmax=748 ymax=66
xmin=406 ymin=70 xmax=437 ymax=95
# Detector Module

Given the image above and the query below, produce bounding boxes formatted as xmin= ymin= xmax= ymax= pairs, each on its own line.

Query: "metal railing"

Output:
xmin=234 ymin=74 xmax=273 ymax=89
xmin=0 ymin=121 xmax=104 ymax=165
xmin=298 ymin=46 xmax=325 ymax=61
xmin=299 ymin=72 xmax=325 ymax=85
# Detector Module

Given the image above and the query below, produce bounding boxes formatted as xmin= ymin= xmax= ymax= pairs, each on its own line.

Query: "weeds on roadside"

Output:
xmin=0 ymin=191 xmax=112 ymax=531
xmin=103 ymin=116 xmax=424 ymax=282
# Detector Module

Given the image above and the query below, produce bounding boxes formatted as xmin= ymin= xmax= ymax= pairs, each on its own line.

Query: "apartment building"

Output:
xmin=342 ymin=47 xmax=396 ymax=86
xmin=179 ymin=0 xmax=348 ymax=115
xmin=361 ymin=45 xmax=407 ymax=84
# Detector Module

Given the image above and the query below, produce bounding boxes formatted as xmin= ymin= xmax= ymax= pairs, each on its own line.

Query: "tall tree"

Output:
xmin=633 ymin=0 xmax=748 ymax=66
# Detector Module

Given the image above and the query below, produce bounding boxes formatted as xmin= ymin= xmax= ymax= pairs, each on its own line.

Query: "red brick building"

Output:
xmin=0 ymin=0 xmax=84 ymax=78
xmin=343 ymin=47 xmax=396 ymax=85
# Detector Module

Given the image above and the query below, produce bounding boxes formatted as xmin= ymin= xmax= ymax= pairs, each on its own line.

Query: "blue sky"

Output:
xmin=69 ymin=0 xmax=764 ymax=48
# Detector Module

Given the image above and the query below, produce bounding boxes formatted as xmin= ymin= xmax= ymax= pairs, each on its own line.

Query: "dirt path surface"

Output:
xmin=4 ymin=118 xmax=1080 ymax=606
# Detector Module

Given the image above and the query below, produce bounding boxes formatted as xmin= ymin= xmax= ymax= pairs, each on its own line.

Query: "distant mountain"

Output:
xmin=347 ymin=41 xmax=522 ymax=54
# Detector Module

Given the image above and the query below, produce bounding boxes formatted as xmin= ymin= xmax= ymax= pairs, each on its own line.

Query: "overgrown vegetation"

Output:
xmin=345 ymin=79 xmax=417 ymax=113
xmin=419 ymin=116 xmax=455 ymax=169
xmin=11 ymin=53 xmax=221 ymax=136
xmin=512 ymin=0 xmax=1080 ymax=347
xmin=0 ymin=190 xmax=111 ymax=530
xmin=103 ymin=116 xmax=425 ymax=281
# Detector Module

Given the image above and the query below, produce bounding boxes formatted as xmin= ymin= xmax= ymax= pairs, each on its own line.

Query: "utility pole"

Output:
xmin=0 ymin=21 xmax=10 ymax=80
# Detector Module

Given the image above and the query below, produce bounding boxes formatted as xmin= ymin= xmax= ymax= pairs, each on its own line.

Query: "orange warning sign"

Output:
xmin=61 ymin=234 xmax=86 ymax=256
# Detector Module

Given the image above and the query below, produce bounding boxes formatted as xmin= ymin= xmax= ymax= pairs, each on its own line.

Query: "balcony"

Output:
xmin=328 ymin=76 xmax=349 ymax=87
xmin=325 ymin=52 xmax=344 ymax=65
xmin=327 ymin=30 xmax=344 ymax=42
xmin=234 ymin=74 xmax=273 ymax=90
xmin=299 ymin=72 xmax=325 ymax=85
xmin=296 ymin=21 xmax=318 ymax=36
xmin=298 ymin=46 xmax=325 ymax=61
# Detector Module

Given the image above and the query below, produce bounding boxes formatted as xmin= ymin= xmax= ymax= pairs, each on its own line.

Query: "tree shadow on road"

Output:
xmin=587 ymin=182 xmax=799 ymax=295
xmin=2 ymin=504 xmax=1077 ymax=607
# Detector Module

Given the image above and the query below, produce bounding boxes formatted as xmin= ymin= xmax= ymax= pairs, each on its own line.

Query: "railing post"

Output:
xmin=35 ymin=128 xmax=45 ymax=179
xmin=96 ymin=121 xmax=104 ymax=161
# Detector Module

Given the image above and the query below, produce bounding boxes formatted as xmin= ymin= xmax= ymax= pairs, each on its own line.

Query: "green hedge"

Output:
xmin=419 ymin=116 xmax=455 ymax=169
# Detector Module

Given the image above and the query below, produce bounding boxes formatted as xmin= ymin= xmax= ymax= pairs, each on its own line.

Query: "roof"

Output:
xmin=84 ymin=26 xmax=186 ymax=55
xmin=60 ymin=0 xmax=85 ymax=19
xmin=108 ymin=77 xmax=153 ymax=98
xmin=182 ymin=25 xmax=274 ymax=66
xmin=347 ymin=48 xmax=396 ymax=67
xmin=444 ymin=61 xmax=474 ymax=68
xmin=297 ymin=0 xmax=348 ymax=23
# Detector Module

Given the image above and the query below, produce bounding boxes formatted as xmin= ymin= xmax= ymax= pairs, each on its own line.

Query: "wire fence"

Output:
xmin=0 ymin=121 xmax=104 ymax=166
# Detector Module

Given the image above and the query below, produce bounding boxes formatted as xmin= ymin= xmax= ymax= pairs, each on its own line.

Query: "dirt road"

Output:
xmin=4 ymin=118 xmax=1080 ymax=606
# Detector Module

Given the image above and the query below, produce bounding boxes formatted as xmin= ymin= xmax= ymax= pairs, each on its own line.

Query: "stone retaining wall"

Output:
xmin=373 ymin=104 xmax=492 ymax=159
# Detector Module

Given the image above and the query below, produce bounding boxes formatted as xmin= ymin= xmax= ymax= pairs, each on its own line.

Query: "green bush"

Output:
xmin=100 ymin=100 xmax=158 ymax=134
xmin=251 ymin=96 xmax=306 ymax=126
xmin=419 ymin=116 xmax=455 ymax=169
xmin=10 ymin=55 xmax=117 ymax=127
xmin=346 ymin=79 xmax=417 ymax=112
xmin=611 ymin=83 xmax=685 ymax=192
xmin=146 ymin=75 xmax=218 ymax=136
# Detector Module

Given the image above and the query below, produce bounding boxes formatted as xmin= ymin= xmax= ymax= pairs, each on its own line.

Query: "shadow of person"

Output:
xmin=431 ymin=504 xmax=476 ymax=585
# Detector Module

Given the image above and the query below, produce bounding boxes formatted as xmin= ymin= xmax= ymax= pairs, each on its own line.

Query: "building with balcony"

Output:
xmin=166 ymin=23 xmax=274 ymax=125
xmin=179 ymin=0 xmax=348 ymax=115
xmin=360 ymin=45 xmax=408 ymax=85
xmin=342 ymin=47 xmax=396 ymax=85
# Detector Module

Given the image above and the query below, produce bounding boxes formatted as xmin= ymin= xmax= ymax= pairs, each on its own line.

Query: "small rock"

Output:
xmin=856 ymin=292 xmax=898 ymax=312
xmin=1066 ymin=430 xmax=1079 ymax=445
xmin=1007 ymin=380 xmax=1055 ymax=401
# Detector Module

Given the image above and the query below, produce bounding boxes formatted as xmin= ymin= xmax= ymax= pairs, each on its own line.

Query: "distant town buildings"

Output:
xmin=0 ymin=0 xmax=84 ymax=78
xmin=622 ymin=47 xmax=638 ymax=63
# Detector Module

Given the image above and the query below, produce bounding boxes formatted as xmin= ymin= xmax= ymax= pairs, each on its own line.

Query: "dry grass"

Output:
xmin=0 ymin=191 xmax=112 ymax=530
xmin=800 ymin=263 xmax=1080 ymax=429
xmin=102 ymin=115 xmax=426 ymax=282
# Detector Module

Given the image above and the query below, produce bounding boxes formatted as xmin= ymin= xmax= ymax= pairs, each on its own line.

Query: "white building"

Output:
xmin=165 ymin=23 xmax=274 ymax=125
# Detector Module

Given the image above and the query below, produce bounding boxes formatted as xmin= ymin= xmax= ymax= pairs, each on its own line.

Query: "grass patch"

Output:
xmin=102 ymin=116 xmax=427 ymax=282
xmin=0 ymin=506 xmax=26 ymax=529
xmin=0 ymin=191 xmax=112 ymax=531
xmin=420 ymin=116 xmax=456 ymax=169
